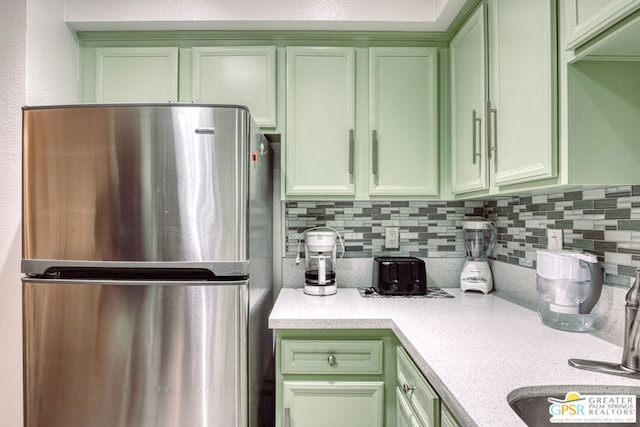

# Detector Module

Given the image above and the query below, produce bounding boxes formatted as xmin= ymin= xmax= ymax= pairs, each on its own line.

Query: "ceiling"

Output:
xmin=65 ymin=0 xmax=469 ymax=32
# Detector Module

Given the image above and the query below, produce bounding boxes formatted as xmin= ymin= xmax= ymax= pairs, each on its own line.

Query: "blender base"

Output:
xmin=304 ymin=284 xmax=337 ymax=296
xmin=460 ymin=260 xmax=493 ymax=294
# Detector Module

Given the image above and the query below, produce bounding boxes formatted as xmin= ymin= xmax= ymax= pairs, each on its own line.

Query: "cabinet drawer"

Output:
xmin=282 ymin=340 xmax=383 ymax=375
xmin=397 ymin=347 xmax=439 ymax=427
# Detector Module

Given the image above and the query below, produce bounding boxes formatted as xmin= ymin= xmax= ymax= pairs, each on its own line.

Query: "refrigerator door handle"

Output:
xmin=195 ymin=127 xmax=215 ymax=134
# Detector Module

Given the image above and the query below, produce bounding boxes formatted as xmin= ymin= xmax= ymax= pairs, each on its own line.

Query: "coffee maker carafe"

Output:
xmin=460 ymin=218 xmax=497 ymax=293
xmin=302 ymin=230 xmax=339 ymax=296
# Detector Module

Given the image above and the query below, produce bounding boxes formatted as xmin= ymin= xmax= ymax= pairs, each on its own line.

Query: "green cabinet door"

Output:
xmin=191 ymin=46 xmax=277 ymax=127
xmin=285 ymin=47 xmax=356 ymax=197
xmin=283 ymin=381 xmax=384 ymax=427
xmin=566 ymin=0 xmax=640 ymax=50
xmin=450 ymin=5 xmax=488 ymax=195
xmin=93 ymin=47 xmax=179 ymax=103
xmin=488 ymin=0 xmax=557 ymax=186
xmin=396 ymin=387 xmax=423 ymax=427
xmin=369 ymin=47 xmax=439 ymax=197
xmin=441 ymin=402 xmax=462 ymax=427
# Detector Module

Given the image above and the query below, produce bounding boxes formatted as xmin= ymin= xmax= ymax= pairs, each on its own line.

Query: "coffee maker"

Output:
xmin=297 ymin=228 xmax=343 ymax=296
xmin=460 ymin=218 xmax=497 ymax=293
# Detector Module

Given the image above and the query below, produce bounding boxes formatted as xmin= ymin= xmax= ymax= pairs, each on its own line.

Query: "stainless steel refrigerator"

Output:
xmin=21 ymin=104 xmax=274 ymax=427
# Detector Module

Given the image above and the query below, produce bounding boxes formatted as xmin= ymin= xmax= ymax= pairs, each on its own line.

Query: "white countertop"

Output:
xmin=268 ymin=288 xmax=640 ymax=426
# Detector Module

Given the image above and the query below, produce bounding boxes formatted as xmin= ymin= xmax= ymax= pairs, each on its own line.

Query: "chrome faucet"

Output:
xmin=622 ymin=268 xmax=640 ymax=371
xmin=569 ymin=268 xmax=640 ymax=379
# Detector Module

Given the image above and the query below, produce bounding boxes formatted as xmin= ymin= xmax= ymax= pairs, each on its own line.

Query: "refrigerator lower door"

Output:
xmin=23 ymin=278 xmax=248 ymax=427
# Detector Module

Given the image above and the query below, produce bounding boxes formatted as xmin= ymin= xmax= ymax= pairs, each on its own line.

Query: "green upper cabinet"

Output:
xmin=450 ymin=5 xmax=488 ymax=195
xmin=369 ymin=47 xmax=439 ymax=198
xmin=557 ymin=1 xmax=640 ymax=186
xmin=284 ymin=47 xmax=357 ymax=197
xmin=450 ymin=0 xmax=557 ymax=196
xmin=82 ymin=43 xmax=277 ymax=128
xmin=487 ymin=0 xmax=557 ymax=187
xmin=566 ymin=0 xmax=640 ymax=51
xmin=191 ymin=46 xmax=277 ymax=127
xmin=284 ymin=46 xmax=439 ymax=200
xmin=93 ymin=47 xmax=179 ymax=103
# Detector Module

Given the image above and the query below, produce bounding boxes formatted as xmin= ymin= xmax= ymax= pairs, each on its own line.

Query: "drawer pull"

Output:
xmin=327 ymin=354 xmax=337 ymax=366
xmin=403 ymin=383 xmax=416 ymax=396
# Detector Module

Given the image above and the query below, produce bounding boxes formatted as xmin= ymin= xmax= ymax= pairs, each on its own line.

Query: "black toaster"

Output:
xmin=372 ymin=257 xmax=427 ymax=296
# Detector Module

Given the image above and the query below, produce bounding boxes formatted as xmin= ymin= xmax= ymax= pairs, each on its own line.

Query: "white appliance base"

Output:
xmin=304 ymin=284 xmax=337 ymax=296
xmin=460 ymin=260 xmax=493 ymax=294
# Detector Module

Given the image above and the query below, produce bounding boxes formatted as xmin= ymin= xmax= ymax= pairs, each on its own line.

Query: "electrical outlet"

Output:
xmin=385 ymin=227 xmax=399 ymax=249
xmin=547 ymin=229 xmax=563 ymax=250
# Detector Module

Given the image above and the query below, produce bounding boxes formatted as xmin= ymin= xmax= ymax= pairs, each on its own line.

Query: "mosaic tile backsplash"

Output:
xmin=285 ymin=185 xmax=640 ymax=288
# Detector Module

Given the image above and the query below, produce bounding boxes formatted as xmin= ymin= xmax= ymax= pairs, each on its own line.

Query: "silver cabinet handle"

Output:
xmin=284 ymin=407 xmax=290 ymax=427
xmin=486 ymin=100 xmax=498 ymax=167
xmin=472 ymin=109 xmax=482 ymax=165
xmin=327 ymin=354 xmax=337 ymax=366
xmin=402 ymin=383 xmax=416 ymax=396
xmin=372 ymin=130 xmax=379 ymax=176
xmin=349 ymin=129 xmax=355 ymax=175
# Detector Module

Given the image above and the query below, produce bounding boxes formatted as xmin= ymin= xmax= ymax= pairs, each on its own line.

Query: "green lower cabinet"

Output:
xmin=396 ymin=387 xmax=423 ymax=427
xmin=397 ymin=347 xmax=440 ymax=427
xmin=283 ymin=381 xmax=384 ymax=427
xmin=440 ymin=403 xmax=461 ymax=427
xmin=275 ymin=330 xmax=398 ymax=427
xmin=275 ymin=330 xmax=461 ymax=427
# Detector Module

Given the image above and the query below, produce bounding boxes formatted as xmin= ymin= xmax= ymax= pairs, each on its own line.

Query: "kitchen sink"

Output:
xmin=507 ymin=385 xmax=640 ymax=427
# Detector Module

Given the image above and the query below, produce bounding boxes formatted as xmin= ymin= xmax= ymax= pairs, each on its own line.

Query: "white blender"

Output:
xmin=460 ymin=218 xmax=497 ymax=293
xmin=297 ymin=228 xmax=344 ymax=296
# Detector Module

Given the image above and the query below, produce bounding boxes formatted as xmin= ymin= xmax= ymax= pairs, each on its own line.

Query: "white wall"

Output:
xmin=0 ymin=0 xmax=78 ymax=425
xmin=65 ymin=0 xmax=467 ymax=31
xmin=26 ymin=0 xmax=79 ymax=104
xmin=0 ymin=0 xmax=26 ymax=425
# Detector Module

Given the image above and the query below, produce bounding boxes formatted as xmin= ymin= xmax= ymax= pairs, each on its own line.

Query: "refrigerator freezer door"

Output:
xmin=23 ymin=278 xmax=248 ymax=427
xmin=22 ymin=104 xmax=251 ymax=270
